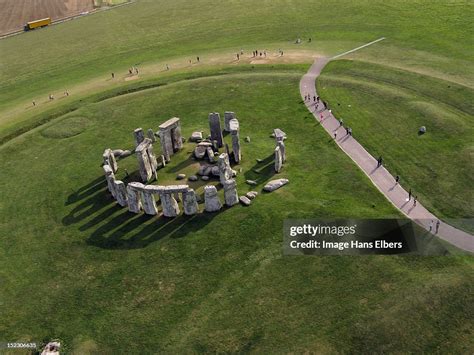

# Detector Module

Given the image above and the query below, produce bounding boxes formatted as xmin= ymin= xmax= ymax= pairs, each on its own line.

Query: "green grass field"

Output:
xmin=0 ymin=0 xmax=473 ymax=352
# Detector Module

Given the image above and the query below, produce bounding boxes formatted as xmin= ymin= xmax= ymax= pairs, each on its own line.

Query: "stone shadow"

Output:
xmin=65 ymin=176 xmax=105 ymax=205
xmin=244 ymin=153 xmax=276 ymax=185
xmin=62 ymin=187 xmax=111 ymax=226
xmin=86 ymin=207 xmax=220 ymax=249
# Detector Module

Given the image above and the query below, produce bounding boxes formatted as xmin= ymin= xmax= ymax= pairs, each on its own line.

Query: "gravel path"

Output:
xmin=300 ymin=57 xmax=474 ymax=253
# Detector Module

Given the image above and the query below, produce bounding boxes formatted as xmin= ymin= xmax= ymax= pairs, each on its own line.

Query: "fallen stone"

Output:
xmin=120 ymin=150 xmax=132 ymax=158
xmin=256 ymin=158 xmax=263 ymax=163
xmin=239 ymin=196 xmax=251 ymax=206
xmin=245 ymin=136 xmax=251 ymax=142
xmin=190 ymin=131 xmax=203 ymax=142
xmin=201 ymin=176 xmax=210 ymax=181
xmin=246 ymin=179 xmax=257 ymax=186
xmin=188 ymin=175 xmax=198 ymax=181
xmin=246 ymin=191 xmax=258 ymax=200
xmin=419 ymin=126 xmax=426 ymax=134
xmin=263 ymin=178 xmax=289 ymax=192
xmin=211 ymin=166 xmax=220 ymax=176
xmin=177 ymin=173 xmax=186 ymax=180
xmin=112 ymin=149 xmax=124 ymax=157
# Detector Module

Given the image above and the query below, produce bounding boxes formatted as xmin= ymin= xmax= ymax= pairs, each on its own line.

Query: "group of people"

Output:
xmin=33 ymin=90 xmax=69 ymax=106
xmin=252 ymin=50 xmax=266 ymax=58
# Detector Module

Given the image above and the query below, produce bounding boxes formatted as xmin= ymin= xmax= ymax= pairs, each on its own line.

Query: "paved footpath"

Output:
xmin=300 ymin=57 xmax=474 ymax=253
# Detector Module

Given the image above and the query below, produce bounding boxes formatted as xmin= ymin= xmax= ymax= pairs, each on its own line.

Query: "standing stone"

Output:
xmin=142 ymin=186 xmax=158 ymax=215
xmin=274 ymin=146 xmax=283 ymax=173
xmin=273 ymin=128 xmax=287 ymax=142
xmin=229 ymin=118 xmax=241 ymax=163
xmin=183 ymin=188 xmax=199 ymax=215
xmin=223 ymin=179 xmax=239 ymax=206
xmin=207 ymin=147 xmax=215 ymax=163
xmin=103 ymin=164 xmax=116 ymax=197
xmin=277 ymin=140 xmax=286 ymax=162
xmin=127 ymin=182 xmax=144 ymax=213
xmin=159 ymin=117 xmax=183 ymax=162
xmin=224 ymin=111 xmax=236 ymax=132
xmin=103 ymin=148 xmax=118 ymax=173
xmin=114 ymin=180 xmax=128 ymax=207
xmin=160 ymin=155 xmax=166 ymax=167
xmin=209 ymin=112 xmax=224 ymax=148
xmin=147 ymin=128 xmax=156 ymax=142
xmin=218 ymin=153 xmax=233 ymax=185
xmin=134 ymin=128 xmax=145 ymax=147
xmin=146 ymin=143 xmax=159 ymax=174
xmin=160 ymin=193 xmax=180 ymax=217
xmin=136 ymin=139 xmax=155 ymax=182
xmin=204 ymin=185 xmax=222 ymax=212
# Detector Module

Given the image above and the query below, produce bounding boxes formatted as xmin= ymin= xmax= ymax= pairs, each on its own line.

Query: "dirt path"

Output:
xmin=300 ymin=57 xmax=474 ymax=253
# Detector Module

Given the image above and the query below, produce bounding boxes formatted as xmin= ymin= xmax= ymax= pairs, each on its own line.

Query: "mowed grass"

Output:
xmin=1 ymin=71 xmax=472 ymax=353
xmin=0 ymin=0 xmax=472 ymax=126
xmin=317 ymin=60 xmax=474 ymax=231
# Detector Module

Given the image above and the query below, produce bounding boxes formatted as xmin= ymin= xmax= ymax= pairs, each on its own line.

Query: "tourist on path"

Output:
xmin=413 ymin=196 xmax=418 ymax=206
xmin=395 ymin=175 xmax=400 ymax=184
xmin=429 ymin=220 xmax=434 ymax=232
xmin=408 ymin=188 xmax=412 ymax=201
xmin=334 ymin=132 xmax=337 ymax=139
xmin=339 ymin=118 xmax=343 ymax=127
xmin=436 ymin=220 xmax=440 ymax=234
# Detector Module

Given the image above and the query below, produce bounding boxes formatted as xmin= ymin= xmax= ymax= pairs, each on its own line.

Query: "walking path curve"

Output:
xmin=300 ymin=57 xmax=474 ymax=252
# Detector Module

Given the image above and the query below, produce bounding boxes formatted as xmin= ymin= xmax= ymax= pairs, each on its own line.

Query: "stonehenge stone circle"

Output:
xmin=159 ymin=117 xmax=183 ymax=162
xmin=208 ymin=112 xmax=224 ymax=148
xmin=204 ymin=185 xmax=222 ymax=212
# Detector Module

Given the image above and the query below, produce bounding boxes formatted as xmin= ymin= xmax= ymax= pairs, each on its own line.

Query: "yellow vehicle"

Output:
xmin=24 ymin=18 xmax=52 ymax=31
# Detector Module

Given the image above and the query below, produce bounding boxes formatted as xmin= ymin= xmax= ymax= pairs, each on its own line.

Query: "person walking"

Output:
xmin=111 ymin=72 xmax=115 ymax=79
xmin=197 ymin=56 xmax=200 ymax=62
xmin=436 ymin=220 xmax=440 ymax=234
xmin=395 ymin=175 xmax=400 ymax=184
xmin=408 ymin=188 xmax=412 ymax=201
xmin=413 ymin=196 xmax=417 ymax=206
xmin=236 ymin=53 xmax=240 ymax=60
xmin=334 ymin=132 xmax=337 ymax=140
xmin=166 ymin=64 xmax=169 ymax=71
xmin=339 ymin=118 xmax=343 ymax=127
xmin=320 ymin=113 xmax=324 ymax=123
xmin=32 ymin=101 xmax=36 ymax=106
xmin=348 ymin=127 xmax=352 ymax=136
xmin=429 ymin=220 xmax=434 ymax=232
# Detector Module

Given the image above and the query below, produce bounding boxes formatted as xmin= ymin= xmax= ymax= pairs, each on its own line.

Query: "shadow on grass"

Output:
xmin=62 ymin=188 xmax=111 ymax=226
xmin=244 ymin=153 xmax=276 ymax=185
xmin=86 ymin=208 xmax=220 ymax=249
xmin=65 ymin=176 xmax=105 ymax=205
xmin=167 ymin=154 xmax=199 ymax=173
